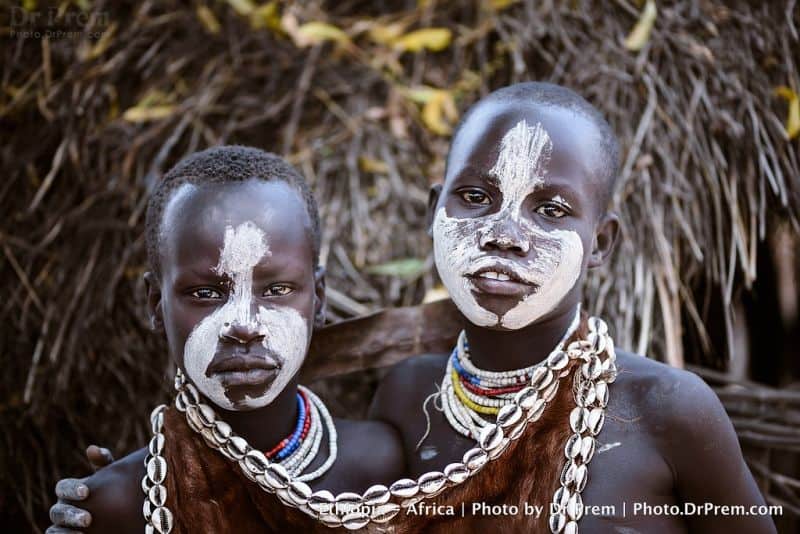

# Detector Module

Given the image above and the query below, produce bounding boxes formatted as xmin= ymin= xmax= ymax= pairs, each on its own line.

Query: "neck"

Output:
xmin=464 ymin=303 xmax=580 ymax=371
xmin=212 ymin=377 xmax=300 ymax=452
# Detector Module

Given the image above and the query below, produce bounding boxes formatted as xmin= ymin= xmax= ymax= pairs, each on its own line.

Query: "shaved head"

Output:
xmin=449 ymin=82 xmax=620 ymax=208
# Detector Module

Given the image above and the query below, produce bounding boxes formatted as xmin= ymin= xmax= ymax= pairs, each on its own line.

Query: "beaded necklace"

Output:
xmin=143 ymin=316 xmax=616 ymax=533
xmin=441 ymin=306 xmax=581 ymax=439
xmin=142 ymin=372 xmax=338 ymax=533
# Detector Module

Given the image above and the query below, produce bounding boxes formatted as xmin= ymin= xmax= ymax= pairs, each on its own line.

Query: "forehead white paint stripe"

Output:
xmin=182 ymin=221 xmax=309 ymax=410
xmin=214 ymin=221 xmax=270 ymax=326
xmin=215 ymin=222 xmax=270 ymax=277
xmin=489 ymin=119 xmax=552 ymax=213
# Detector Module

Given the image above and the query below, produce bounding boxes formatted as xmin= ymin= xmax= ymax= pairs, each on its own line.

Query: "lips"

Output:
xmin=465 ymin=264 xmax=539 ymax=297
xmin=207 ymin=354 xmax=280 ymax=374
xmin=206 ymin=353 xmax=282 ymax=389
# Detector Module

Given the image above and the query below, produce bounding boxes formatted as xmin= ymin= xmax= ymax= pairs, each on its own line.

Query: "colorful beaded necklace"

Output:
xmin=441 ymin=306 xmax=581 ymax=438
xmin=267 ymin=389 xmax=311 ymax=461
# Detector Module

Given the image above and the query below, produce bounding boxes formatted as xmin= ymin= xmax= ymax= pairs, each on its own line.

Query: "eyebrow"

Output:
xmin=172 ymin=266 xmax=226 ymax=280
xmin=536 ymin=180 xmax=582 ymax=203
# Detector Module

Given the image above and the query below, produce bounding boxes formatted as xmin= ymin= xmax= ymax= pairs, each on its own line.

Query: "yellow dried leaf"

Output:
xmin=392 ymin=28 xmax=452 ymax=53
xmin=122 ymin=105 xmax=175 ymax=123
xmin=196 ymin=6 xmax=221 ymax=35
xmin=368 ymin=22 xmax=407 ymax=45
xmin=250 ymin=2 xmax=282 ymax=33
xmin=359 ymin=156 xmax=390 ymax=174
xmin=421 ymin=90 xmax=458 ymax=136
xmin=775 ymin=86 xmax=800 ymax=140
xmin=226 ymin=0 xmax=255 ymax=16
xmin=488 ymin=0 xmax=519 ymax=10
xmin=294 ymin=21 xmax=349 ymax=47
xmin=624 ymin=0 xmax=657 ymax=52
xmin=403 ymin=86 xmax=440 ymax=104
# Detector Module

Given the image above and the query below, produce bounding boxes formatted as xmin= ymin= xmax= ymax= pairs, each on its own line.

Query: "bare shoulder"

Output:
xmin=383 ymin=353 xmax=450 ymax=382
xmin=335 ymin=418 xmax=406 ymax=485
xmin=367 ymin=353 xmax=448 ymax=424
xmin=80 ymin=447 xmax=147 ymax=534
xmin=610 ymin=351 xmax=753 ymax=484
xmin=612 ymin=350 xmax=726 ymax=435
xmin=610 ymin=353 xmax=773 ymax=531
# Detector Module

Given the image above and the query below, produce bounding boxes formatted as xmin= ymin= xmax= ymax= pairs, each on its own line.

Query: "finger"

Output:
xmin=45 ymin=526 xmax=82 ymax=534
xmin=49 ymin=502 xmax=91 ymax=528
xmin=55 ymin=479 xmax=89 ymax=500
xmin=86 ymin=445 xmax=114 ymax=469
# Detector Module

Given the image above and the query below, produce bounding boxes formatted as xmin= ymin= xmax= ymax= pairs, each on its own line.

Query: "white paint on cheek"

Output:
xmin=433 ymin=206 xmax=498 ymax=327
xmin=432 ymin=119 xmax=584 ymax=330
xmin=253 ymin=305 xmax=308 ymax=404
xmin=499 ymin=226 xmax=583 ymax=329
xmin=182 ymin=221 xmax=308 ymax=410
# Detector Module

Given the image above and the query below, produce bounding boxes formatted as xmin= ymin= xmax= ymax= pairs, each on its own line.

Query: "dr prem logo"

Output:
xmin=9 ymin=6 xmax=109 ymax=40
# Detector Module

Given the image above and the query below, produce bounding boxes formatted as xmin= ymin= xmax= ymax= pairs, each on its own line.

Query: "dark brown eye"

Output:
xmin=264 ymin=284 xmax=293 ymax=297
xmin=459 ymin=189 xmax=490 ymax=205
xmin=191 ymin=288 xmax=223 ymax=299
xmin=535 ymin=202 xmax=568 ymax=219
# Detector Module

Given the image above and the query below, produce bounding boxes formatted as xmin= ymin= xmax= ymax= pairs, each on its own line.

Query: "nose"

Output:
xmin=479 ymin=220 xmax=530 ymax=256
xmin=219 ymin=320 xmax=265 ymax=347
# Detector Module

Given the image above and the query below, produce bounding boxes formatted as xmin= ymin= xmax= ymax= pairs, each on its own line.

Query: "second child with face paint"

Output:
xmin=47 ymin=146 xmax=405 ymax=534
xmin=369 ymin=83 xmax=775 ymax=533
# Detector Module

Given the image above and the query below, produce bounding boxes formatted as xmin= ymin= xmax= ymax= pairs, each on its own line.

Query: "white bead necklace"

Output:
xmin=440 ymin=306 xmax=581 ymax=439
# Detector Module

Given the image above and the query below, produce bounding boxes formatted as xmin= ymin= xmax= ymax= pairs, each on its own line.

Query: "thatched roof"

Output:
xmin=1 ymin=1 xmax=798 ymax=529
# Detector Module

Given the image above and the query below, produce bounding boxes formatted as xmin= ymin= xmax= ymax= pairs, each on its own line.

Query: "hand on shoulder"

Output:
xmin=78 ymin=447 xmax=148 ymax=534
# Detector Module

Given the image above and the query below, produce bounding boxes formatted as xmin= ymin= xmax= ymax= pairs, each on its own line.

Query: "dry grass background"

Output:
xmin=1 ymin=0 xmax=799 ymax=530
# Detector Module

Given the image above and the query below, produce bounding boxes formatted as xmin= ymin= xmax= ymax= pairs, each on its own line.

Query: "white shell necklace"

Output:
xmin=437 ymin=313 xmax=617 ymax=534
xmin=142 ymin=316 xmax=616 ymax=533
xmin=141 ymin=373 xmax=338 ymax=533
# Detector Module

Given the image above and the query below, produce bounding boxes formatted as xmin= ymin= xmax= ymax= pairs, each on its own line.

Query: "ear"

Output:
xmin=588 ymin=212 xmax=620 ymax=269
xmin=312 ymin=265 xmax=327 ymax=329
xmin=426 ymin=184 xmax=443 ymax=237
xmin=144 ymin=272 xmax=164 ymax=332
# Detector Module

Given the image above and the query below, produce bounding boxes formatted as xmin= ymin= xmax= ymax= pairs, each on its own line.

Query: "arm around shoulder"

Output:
xmin=79 ymin=447 xmax=147 ymax=534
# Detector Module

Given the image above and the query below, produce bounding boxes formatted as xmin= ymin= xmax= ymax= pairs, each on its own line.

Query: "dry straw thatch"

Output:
xmin=1 ymin=0 xmax=798 ymax=530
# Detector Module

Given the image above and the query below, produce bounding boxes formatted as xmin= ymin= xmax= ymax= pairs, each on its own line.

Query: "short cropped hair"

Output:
xmin=451 ymin=82 xmax=620 ymax=204
xmin=144 ymin=145 xmax=321 ymax=278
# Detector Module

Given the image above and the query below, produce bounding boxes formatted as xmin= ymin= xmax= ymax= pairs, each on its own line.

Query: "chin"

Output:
xmin=471 ymin=297 xmax=522 ymax=321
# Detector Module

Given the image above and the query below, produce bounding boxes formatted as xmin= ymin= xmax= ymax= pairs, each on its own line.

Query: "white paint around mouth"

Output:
xmin=182 ymin=221 xmax=308 ymax=410
xmin=432 ymin=119 xmax=584 ymax=330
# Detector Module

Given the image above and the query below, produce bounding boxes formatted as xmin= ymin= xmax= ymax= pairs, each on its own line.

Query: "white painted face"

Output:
xmin=182 ymin=221 xmax=308 ymax=410
xmin=432 ymin=119 xmax=584 ymax=329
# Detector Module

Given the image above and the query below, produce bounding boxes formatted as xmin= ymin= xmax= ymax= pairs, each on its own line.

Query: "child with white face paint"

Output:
xmin=182 ymin=219 xmax=308 ymax=410
xmin=432 ymin=119 xmax=584 ymax=330
xmin=48 ymin=146 xmax=405 ymax=534
xmin=370 ymin=83 xmax=773 ymax=534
